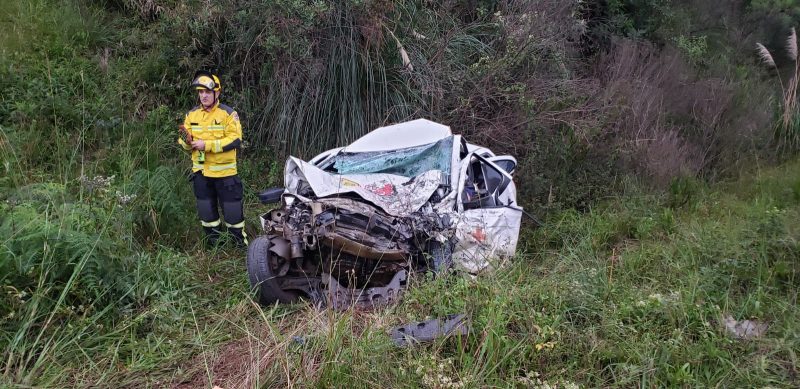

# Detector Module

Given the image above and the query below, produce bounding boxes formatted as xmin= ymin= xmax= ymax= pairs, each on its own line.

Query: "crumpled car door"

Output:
xmin=451 ymin=153 xmax=523 ymax=273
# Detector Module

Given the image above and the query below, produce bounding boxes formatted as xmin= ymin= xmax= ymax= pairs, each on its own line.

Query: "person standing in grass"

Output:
xmin=177 ymin=70 xmax=248 ymax=247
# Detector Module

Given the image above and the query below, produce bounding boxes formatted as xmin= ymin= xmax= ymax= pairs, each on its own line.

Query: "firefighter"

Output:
xmin=178 ymin=70 xmax=247 ymax=247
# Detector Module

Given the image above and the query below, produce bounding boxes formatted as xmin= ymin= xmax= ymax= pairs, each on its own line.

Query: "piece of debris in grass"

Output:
xmin=291 ymin=336 xmax=306 ymax=345
xmin=722 ymin=315 xmax=768 ymax=339
xmin=390 ymin=314 xmax=469 ymax=347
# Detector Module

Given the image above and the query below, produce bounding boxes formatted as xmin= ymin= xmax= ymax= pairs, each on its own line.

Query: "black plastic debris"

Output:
xmin=291 ymin=336 xmax=306 ymax=345
xmin=390 ymin=314 xmax=469 ymax=347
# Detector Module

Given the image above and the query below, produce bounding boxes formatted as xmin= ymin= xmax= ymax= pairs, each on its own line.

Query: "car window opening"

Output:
xmin=462 ymin=157 xmax=511 ymax=210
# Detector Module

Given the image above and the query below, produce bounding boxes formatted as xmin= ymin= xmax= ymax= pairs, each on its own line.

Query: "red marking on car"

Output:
xmin=471 ymin=228 xmax=486 ymax=243
xmin=367 ymin=182 xmax=396 ymax=196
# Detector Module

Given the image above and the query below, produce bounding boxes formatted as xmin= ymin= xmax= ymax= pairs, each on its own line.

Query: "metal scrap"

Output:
xmin=390 ymin=314 xmax=470 ymax=347
xmin=321 ymin=270 xmax=407 ymax=310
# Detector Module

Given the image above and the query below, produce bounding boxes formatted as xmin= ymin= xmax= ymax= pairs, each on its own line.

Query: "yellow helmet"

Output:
xmin=190 ymin=70 xmax=221 ymax=92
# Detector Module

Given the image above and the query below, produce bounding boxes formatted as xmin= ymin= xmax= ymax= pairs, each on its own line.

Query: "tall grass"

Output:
xmin=249 ymin=161 xmax=795 ymax=388
xmin=0 ymin=2 xmax=206 ymax=385
xmin=248 ymin=3 xmax=419 ymax=158
xmin=757 ymin=27 xmax=800 ymax=151
xmin=1 ymin=0 xmax=800 ymax=387
xmin=2 ymin=160 xmax=795 ymax=387
xmin=144 ymin=0 xmax=508 ymax=158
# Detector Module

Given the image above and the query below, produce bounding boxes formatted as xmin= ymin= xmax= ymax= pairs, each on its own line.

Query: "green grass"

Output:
xmin=1 ymin=0 xmax=799 ymax=387
xmin=2 ymin=160 xmax=798 ymax=388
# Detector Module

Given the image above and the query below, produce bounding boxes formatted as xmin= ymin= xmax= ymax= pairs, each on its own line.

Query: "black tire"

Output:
xmin=247 ymin=235 xmax=299 ymax=305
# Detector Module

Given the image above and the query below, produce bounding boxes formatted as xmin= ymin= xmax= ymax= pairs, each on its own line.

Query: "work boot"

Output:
xmin=202 ymin=225 xmax=223 ymax=248
xmin=227 ymin=224 xmax=248 ymax=248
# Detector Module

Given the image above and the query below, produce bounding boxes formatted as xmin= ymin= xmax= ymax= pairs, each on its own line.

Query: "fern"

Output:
xmin=129 ymin=166 xmax=196 ymax=247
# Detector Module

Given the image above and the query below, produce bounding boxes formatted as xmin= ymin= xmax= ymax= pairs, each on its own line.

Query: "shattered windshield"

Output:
xmin=330 ymin=136 xmax=453 ymax=177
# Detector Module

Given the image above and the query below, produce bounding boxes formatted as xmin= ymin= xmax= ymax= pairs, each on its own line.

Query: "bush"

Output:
xmin=0 ymin=180 xmax=130 ymax=316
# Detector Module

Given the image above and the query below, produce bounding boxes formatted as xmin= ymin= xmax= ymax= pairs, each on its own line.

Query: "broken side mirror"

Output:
xmin=258 ymin=187 xmax=284 ymax=204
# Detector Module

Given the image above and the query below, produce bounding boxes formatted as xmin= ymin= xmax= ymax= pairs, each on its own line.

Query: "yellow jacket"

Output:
xmin=178 ymin=102 xmax=242 ymax=178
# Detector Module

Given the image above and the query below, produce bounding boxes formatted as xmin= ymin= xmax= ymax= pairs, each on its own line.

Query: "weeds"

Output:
xmin=2 ymin=0 xmax=800 ymax=387
xmin=757 ymin=27 xmax=800 ymax=151
xmin=16 ymin=157 xmax=788 ymax=387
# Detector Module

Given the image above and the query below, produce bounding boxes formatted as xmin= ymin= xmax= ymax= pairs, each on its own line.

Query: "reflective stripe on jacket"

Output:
xmin=178 ymin=102 xmax=242 ymax=178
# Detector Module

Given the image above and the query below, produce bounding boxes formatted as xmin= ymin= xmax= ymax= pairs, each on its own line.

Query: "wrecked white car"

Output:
xmin=247 ymin=119 xmax=524 ymax=309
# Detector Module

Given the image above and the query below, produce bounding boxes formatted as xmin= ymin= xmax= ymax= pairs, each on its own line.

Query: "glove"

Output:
xmin=179 ymin=124 xmax=193 ymax=144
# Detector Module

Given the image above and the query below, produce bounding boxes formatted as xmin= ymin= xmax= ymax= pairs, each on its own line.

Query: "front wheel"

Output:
xmin=246 ymin=235 xmax=300 ymax=305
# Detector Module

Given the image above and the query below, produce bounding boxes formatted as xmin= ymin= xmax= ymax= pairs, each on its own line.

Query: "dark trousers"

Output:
xmin=191 ymin=173 xmax=247 ymax=246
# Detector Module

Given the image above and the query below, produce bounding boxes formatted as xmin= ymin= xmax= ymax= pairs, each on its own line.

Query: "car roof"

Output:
xmin=343 ymin=119 xmax=453 ymax=152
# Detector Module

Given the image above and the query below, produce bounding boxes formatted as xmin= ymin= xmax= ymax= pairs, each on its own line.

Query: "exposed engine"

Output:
xmin=261 ymin=196 xmax=446 ymax=290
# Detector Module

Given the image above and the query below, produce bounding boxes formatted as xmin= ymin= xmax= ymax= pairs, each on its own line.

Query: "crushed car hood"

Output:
xmin=284 ymin=157 xmax=443 ymax=217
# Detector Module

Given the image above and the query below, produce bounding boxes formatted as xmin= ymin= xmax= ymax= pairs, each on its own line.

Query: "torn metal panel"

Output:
xmin=321 ymin=270 xmax=407 ymax=310
xmin=451 ymin=207 xmax=523 ymax=274
xmin=316 ymin=197 xmax=385 ymax=215
xmin=390 ymin=314 xmax=470 ymax=347
xmin=284 ymin=157 xmax=443 ymax=217
xmin=321 ymin=231 xmax=408 ymax=260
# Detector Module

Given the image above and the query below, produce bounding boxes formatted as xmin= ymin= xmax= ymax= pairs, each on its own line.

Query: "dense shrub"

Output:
xmin=3 ymin=0 xmax=793 ymax=210
xmin=0 ymin=181 xmax=129 ymax=324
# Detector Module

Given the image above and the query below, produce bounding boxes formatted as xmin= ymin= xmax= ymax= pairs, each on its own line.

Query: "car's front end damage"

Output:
xmin=258 ymin=199 xmax=424 ymax=309
xmin=247 ymin=119 xmax=523 ymax=310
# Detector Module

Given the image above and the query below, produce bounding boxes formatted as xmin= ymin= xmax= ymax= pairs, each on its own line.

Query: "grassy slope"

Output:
xmin=1 ymin=2 xmax=799 ymax=388
xmin=8 ymin=160 xmax=793 ymax=389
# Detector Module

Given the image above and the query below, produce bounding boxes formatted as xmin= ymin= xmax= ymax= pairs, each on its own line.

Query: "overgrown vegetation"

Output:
xmin=1 ymin=0 xmax=799 ymax=387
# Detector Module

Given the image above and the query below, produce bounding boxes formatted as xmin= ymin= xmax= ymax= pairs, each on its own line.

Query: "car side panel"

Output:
xmin=450 ymin=206 xmax=523 ymax=273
